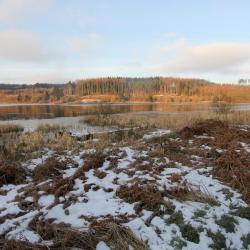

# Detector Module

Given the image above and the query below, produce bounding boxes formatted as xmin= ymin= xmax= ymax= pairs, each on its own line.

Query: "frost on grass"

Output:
xmin=0 ymin=120 xmax=250 ymax=249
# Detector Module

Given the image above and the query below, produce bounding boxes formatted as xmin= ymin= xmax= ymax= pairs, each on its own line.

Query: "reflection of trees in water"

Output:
xmin=0 ymin=104 xmax=205 ymax=120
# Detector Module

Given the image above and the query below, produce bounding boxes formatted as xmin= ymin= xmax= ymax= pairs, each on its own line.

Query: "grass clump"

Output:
xmin=49 ymin=132 xmax=78 ymax=151
xmin=33 ymin=157 xmax=68 ymax=182
xmin=116 ymin=183 xmax=167 ymax=213
xmin=167 ymin=211 xmax=184 ymax=225
xmin=192 ymin=209 xmax=207 ymax=219
xmin=164 ymin=183 xmax=220 ymax=206
xmin=19 ymin=132 xmax=44 ymax=153
xmin=170 ymin=236 xmax=187 ymax=249
xmin=36 ymin=123 xmax=65 ymax=133
xmin=207 ymin=230 xmax=227 ymax=250
xmin=0 ymin=164 xmax=27 ymax=186
xmin=241 ymin=233 xmax=250 ymax=249
xmin=29 ymin=217 xmax=97 ymax=250
xmin=232 ymin=206 xmax=250 ymax=221
xmin=215 ymin=215 xmax=238 ymax=233
xmin=167 ymin=211 xmax=200 ymax=243
xmin=180 ymin=223 xmax=200 ymax=244
xmin=0 ymin=124 xmax=24 ymax=135
xmin=90 ymin=219 xmax=149 ymax=250
xmin=0 ymin=239 xmax=46 ymax=250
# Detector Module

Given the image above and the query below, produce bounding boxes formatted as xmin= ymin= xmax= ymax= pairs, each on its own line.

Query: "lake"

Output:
xmin=0 ymin=103 xmax=211 ymax=120
xmin=0 ymin=103 xmax=249 ymax=132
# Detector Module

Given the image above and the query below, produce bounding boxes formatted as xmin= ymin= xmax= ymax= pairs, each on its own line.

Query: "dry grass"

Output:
xmin=0 ymin=163 xmax=27 ymax=186
xmin=0 ymin=239 xmax=47 ymax=250
xmin=29 ymin=217 xmax=97 ymax=250
xmin=214 ymin=149 xmax=250 ymax=202
xmin=19 ymin=132 xmax=44 ymax=153
xmin=45 ymin=153 xmax=105 ymax=198
xmin=90 ymin=219 xmax=149 ymax=250
xmin=36 ymin=123 xmax=65 ymax=133
xmin=49 ymin=132 xmax=78 ymax=151
xmin=164 ymin=183 xmax=219 ymax=206
xmin=84 ymin=110 xmax=250 ymax=131
xmin=116 ymin=183 xmax=174 ymax=213
xmin=26 ymin=217 xmax=148 ymax=250
xmin=0 ymin=124 xmax=24 ymax=135
xmin=176 ymin=119 xmax=250 ymax=202
xmin=33 ymin=157 xmax=68 ymax=182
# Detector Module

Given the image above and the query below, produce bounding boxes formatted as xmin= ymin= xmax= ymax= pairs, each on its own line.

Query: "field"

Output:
xmin=0 ymin=112 xmax=250 ymax=249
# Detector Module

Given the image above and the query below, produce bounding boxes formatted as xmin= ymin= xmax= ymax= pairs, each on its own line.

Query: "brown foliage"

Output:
xmin=214 ymin=149 xmax=250 ymax=202
xmin=116 ymin=184 xmax=163 ymax=213
xmin=90 ymin=219 xmax=148 ymax=250
xmin=33 ymin=157 xmax=68 ymax=182
xmin=0 ymin=164 xmax=27 ymax=186
xmin=82 ymin=153 xmax=106 ymax=172
xmin=180 ymin=119 xmax=228 ymax=139
xmin=0 ymin=124 xmax=24 ymax=135
xmin=0 ymin=239 xmax=47 ymax=250
xmin=29 ymin=217 xmax=96 ymax=250
xmin=47 ymin=153 xmax=105 ymax=197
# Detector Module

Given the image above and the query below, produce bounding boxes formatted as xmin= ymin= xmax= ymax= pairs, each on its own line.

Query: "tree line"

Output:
xmin=1 ymin=77 xmax=250 ymax=103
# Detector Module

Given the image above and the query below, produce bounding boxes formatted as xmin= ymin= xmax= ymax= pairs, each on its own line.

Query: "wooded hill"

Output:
xmin=1 ymin=77 xmax=250 ymax=103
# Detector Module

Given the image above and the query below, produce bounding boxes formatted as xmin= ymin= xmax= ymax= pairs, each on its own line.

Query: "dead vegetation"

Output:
xmin=33 ymin=157 xmax=68 ymax=182
xmin=116 ymin=183 xmax=175 ymax=214
xmin=90 ymin=219 xmax=149 ymax=250
xmin=214 ymin=149 xmax=250 ymax=202
xmin=29 ymin=217 xmax=97 ymax=250
xmin=36 ymin=123 xmax=65 ymax=133
xmin=177 ymin=119 xmax=250 ymax=202
xmin=43 ymin=152 xmax=105 ymax=198
xmin=164 ymin=183 xmax=219 ymax=206
xmin=49 ymin=132 xmax=78 ymax=151
xmin=2 ymin=217 xmax=148 ymax=250
xmin=0 ymin=239 xmax=47 ymax=250
xmin=0 ymin=124 xmax=24 ymax=135
xmin=84 ymin=110 xmax=250 ymax=131
xmin=0 ymin=163 xmax=27 ymax=186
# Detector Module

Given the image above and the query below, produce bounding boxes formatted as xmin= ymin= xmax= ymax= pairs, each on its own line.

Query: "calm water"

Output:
xmin=0 ymin=103 xmax=210 ymax=120
xmin=0 ymin=103 xmax=249 ymax=131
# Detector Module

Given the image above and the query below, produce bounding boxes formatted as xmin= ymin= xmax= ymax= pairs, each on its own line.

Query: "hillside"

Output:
xmin=1 ymin=77 xmax=250 ymax=103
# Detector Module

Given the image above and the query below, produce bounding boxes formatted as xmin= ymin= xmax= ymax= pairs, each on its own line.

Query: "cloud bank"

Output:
xmin=160 ymin=40 xmax=250 ymax=75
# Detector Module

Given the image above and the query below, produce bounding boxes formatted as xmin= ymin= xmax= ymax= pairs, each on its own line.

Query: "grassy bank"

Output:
xmin=83 ymin=110 xmax=250 ymax=130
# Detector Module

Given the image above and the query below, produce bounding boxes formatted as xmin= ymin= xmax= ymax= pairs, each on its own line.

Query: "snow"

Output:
xmin=96 ymin=241 xmax=111 ymax=250
xmin=143 ymin=129 xmax=171 ymax=139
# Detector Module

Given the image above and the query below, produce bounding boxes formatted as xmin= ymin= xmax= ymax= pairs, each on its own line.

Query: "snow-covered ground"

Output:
xmin=0 ymin=128 xmax=250 ymax=249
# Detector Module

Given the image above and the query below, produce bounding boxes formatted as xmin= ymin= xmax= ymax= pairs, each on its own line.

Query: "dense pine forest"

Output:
xmin=1 ymin=77 xmax=250 ymax=103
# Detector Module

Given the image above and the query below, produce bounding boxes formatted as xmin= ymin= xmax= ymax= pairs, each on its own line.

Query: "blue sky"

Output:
xmin=0 ymin=0 xmax=250 ymax=83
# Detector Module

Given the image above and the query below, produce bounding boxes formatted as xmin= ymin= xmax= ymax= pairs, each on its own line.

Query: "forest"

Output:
xmin=1 ymin=77 xmax=250 ymax=103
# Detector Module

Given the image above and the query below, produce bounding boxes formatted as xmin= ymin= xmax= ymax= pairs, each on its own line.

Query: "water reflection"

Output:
xmin=0 ymin=103 xmax=209 ymax=120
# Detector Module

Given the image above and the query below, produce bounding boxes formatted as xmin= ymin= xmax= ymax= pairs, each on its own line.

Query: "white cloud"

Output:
xmin=0 ymin=30 xmax=62 ymax=62
xmin=0 ymin=0 xmax=50 ymax=24
xmin=159 ymin=40 xmax=250 ymax=74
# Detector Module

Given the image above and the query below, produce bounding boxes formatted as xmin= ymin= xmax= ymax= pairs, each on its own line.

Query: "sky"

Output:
xmin=0 ymin=0 xmax=250 ymax=84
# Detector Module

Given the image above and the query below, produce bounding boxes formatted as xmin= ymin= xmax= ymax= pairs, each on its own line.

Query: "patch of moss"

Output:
xmin=192 ymin=209 xmax=207 ymax=219
xmin=179 ymin=224 xmax=200 ymax=243
xmin=207 ymin=230 xmax=227 ymax=250
xmin=221 ymin=188 xmax=234 ymax=201
xmin=232 ymin=206 xmax=250 ymax=221
xmin=167 ymin=211 xmax=200 ymax=244
xmin=166 ymin=211 xmax=184 ymax=225
xmin=170 ymin=236 xmax=187 ymax=249
xmin=216 ymin=215 xmax=238 ymax=233
xmin=241 ymin=233 xmax=250 ymax=249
